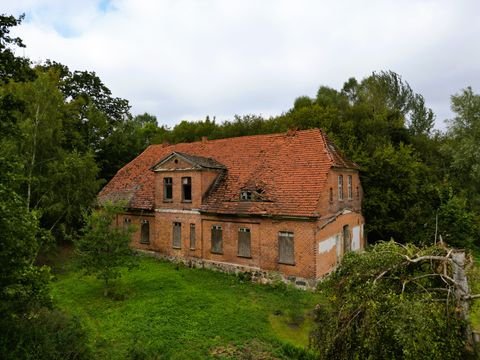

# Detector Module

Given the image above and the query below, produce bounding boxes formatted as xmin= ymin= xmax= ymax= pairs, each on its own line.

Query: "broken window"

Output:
xmin=164 ymin=177 xmax=172 ymax=201
xmin=240 ymin=191 xmax=253 ymax=201
xmin=278 ymin=231 xmax=294 ymax=265
xmin=211 ymin=225 xmax=223 ymax=254
xmin=238 ymin=228 xmax=251 ymax=258
xmin=140 ymin=220 xmax=150 ymax=244
xmin=347 ymin=175 xmax=353 ymax=200
xmin=190 ymin=223 xmax=196 ymax=249
xmin=173 ymin=222 xmax=181 ymax=248
xmin=182 ymin=177 xmax=192 ymax=202
xmin=338 ymin=175 xmax=344 ymax=201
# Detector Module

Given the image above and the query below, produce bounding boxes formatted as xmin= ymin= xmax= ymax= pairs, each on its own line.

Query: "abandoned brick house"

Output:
xmin=98 ymin=128 xmax=365 ymax=282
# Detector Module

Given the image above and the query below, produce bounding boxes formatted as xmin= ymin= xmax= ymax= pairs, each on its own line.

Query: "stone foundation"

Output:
xmin=137 ymin=249 xmax=319 ymax=290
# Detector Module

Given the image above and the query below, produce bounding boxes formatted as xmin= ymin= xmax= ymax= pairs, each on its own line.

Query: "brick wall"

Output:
xmin=117 ymin=212 xmax=156 ymax=251
xmin=120 ymin=210 xmax=319 ymax=279
xmin=119 ymin=209 xmax=365 ymax=280
xmin=315 ymin=211 xmax=365 ymax=278
xmin=318 ymin=169 xmax=362 ymax=216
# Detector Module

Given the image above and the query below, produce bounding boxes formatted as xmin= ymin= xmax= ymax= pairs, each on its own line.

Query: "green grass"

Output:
xmin=468 ymin=252 xmax=480 ymax=333
xmin=51 ymin=256 xmax=323 ymax=359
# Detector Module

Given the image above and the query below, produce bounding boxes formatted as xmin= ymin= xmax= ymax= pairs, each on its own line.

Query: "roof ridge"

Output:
xmin=148 ymin=128 xmax=323 ymax=148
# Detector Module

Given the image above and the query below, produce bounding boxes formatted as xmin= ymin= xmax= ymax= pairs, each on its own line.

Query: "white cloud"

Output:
xmin=4 ymin=0 xmax=480 ymax=128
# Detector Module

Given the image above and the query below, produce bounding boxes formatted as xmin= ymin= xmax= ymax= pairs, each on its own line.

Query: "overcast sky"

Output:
xmin=3 ymin=0 xmax=480 ymax=129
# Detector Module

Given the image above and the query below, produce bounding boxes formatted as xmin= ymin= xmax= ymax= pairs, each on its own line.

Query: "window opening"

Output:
xmin=211 ymin=225 xmax=223 ymax=254
xmin=164 ymin=177 xmax=173 ymax=201
xmin=173 ymin=222 xmax=181 ymax=248
xmin=140 ymin=220 xmax=150 ymax=244
xmin=182 ymin=177 xmax=192 ymax=201
xmin=238 ymin=228 xmax=251 ymax=258
xmin=278 ymin=231 xmax=294 ymax=265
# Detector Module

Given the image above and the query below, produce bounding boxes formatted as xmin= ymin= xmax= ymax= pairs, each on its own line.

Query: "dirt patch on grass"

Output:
xmin=210 ymin=340 xmax=280 ymax=360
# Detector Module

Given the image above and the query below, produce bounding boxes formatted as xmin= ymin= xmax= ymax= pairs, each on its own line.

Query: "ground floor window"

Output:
xmin=123 ymin=217 xmax=131 ymax=232
xmin=190 ymin=223 xmax=196 ymax=249
xmin=140 ymin=220 xmax=150 ymax=244
xmin=173 ymin=222 xmax=181 ymax=248
xmin=237 ymin=228 xmax=251 ymax=258
xmin=211 ymin=225 xmax=223 ymax=254
xmin=278 ymin=231 xmax=294 ymax=265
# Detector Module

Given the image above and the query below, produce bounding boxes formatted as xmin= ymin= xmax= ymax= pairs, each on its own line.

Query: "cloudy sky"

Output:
xmin=3 ymin=0 xmax=480 ymax=129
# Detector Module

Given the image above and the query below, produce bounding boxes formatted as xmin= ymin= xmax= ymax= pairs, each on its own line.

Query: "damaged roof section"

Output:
xmin=321 ymin=131 xmax=359 ymax=169
xmin=98 ymin=129 xmax=358 ymax=217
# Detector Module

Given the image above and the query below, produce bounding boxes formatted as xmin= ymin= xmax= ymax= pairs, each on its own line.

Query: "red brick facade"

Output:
xmin=101 ymin=129 xmax=365 ymax=280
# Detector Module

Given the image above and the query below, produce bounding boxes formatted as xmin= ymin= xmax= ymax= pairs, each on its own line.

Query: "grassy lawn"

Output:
xmin=468 ymin=253 xmax=480 ymax=334
xmin=51 ymin=256 xmax=323 ymax=359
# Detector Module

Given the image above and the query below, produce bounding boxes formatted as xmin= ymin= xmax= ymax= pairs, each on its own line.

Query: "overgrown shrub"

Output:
xmin=311 ymin=241 xmax=468 ymax=359
xmin=0 ymin=308 xmax=92 ymax=359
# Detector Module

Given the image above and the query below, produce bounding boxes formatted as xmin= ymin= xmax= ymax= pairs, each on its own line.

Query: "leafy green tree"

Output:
xmin=443 ymin=87 xmax=480 ymax=210
xmin=311 ymin=241 xmax=468 ymax=359
xmin=1 ymin=69 xmax=101 ymax=240
xmin=0 ymin=14 xmax=35 ymax=83
xmin=75 ymin=202 xmax=138 ymax=296
xmin=0 ymin=173 xmax=51 ymax=318
xmin=360 ymin=143 xmax=428 ymax=242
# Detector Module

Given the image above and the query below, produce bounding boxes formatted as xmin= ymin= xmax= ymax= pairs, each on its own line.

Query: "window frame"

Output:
xmin=140 ymin=219 xmax=150 ymax=244
xmin=240 ymin=191 xmax=253 ymax=201
xmin=347 ymin=175 xmax=353 ymax=200
xmin=182 ymin=177 xmax=192 ymax=202
xmin=237 ymin=227 xmax=251 ymax=258
xmin=278 ymin=231 xmax=295 ymax=265
xmin=211 ymin=225 xmax=223 ymax=254
xmin=172 ymin=222 xmax=182 ymax=249
xmin=189 ymin=223 xmax=196 ymax=249
xmin=163 ymin=177 xmax=173 ymax=202
xmin=338 ymin=175 xmax=344 ymax=201
xmin=123 ymin=217 xmax=131 ymax=232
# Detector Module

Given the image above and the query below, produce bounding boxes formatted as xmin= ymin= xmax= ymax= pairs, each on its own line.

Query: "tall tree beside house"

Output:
xmin=1 ymin=68 xmax=102 ymax=241
xmin=75 ymin=202 xmax=138 ymax=297
xmin=443 ymin=87 xmax=480 ymax=211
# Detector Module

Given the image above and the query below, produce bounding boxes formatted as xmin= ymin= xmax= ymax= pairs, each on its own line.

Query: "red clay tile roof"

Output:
xmin=98 ymin=129 xmax=358 ymax=218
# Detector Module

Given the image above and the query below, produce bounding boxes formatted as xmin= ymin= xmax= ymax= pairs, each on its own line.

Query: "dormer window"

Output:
xmin=182 ymin=177 xmax=192 ymax=202
xmin=240 ymin=191 xmax=253 ymax=201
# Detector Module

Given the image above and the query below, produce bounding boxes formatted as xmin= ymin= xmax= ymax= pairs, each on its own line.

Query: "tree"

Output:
xmin=75 ymin=202 xmax=138 ymax=296
xmin=443 ymin=87 xmax=480 ymax=211
xmin=0 ymin=13 xmax=35 ymax=84
xmin=1 ymin=69 xmax=101 ymax=240
xmin=0 ymin=168 xmax=51 ymax=319
xmin=311 ymin=241 xmax=471 ymax=360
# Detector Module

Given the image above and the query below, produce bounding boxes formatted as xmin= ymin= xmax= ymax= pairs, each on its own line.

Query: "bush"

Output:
xmin=311 ymin=241 xmax=468 ymax=360
xmin=0 ymin=308 xmax=92 ymax=359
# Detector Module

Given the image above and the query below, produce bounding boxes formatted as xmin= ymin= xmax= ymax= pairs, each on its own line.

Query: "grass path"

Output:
xmin=51 ymin=257 xmax=322 ymax=359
